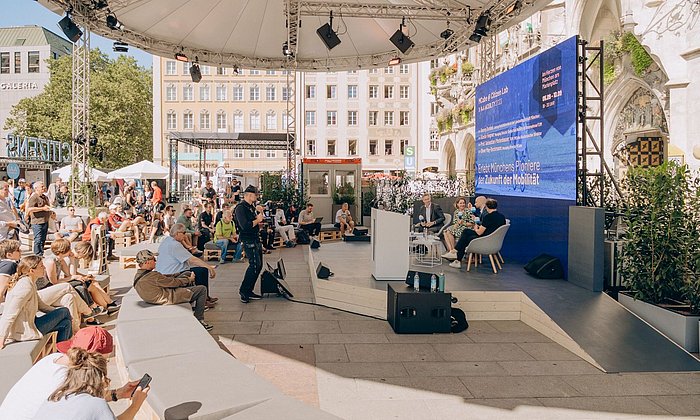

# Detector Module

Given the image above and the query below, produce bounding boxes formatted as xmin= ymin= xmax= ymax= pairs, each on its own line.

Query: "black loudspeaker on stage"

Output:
xmin=260 ymin=259 xmax=294 ymax=297
xmin=524 ymin=254 xmax=564 ymax=279
xmin=316 ymin=262 xmax=333 ymax=279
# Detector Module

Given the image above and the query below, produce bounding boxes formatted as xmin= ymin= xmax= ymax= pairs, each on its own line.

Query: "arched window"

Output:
xmin=216 ymin=110 xmax=227 ymax=131
xmin=266 ymin=110 xmax=277 ymax=131
xmin=250 ymin=110 xmax=261 ymax=130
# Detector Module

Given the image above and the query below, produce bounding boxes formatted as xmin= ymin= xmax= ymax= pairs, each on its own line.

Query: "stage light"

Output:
xmin=317 ymin=11 xmax=341 ymax=50
xmin=92 ymin=0 xmax=108 ymax=10
xmin=190 ymin=59 xmax=202 ymax=83
xmin=440 ymin=28 xmax=454 ymax=40
xmin=58 ymin=14 xmax=82 ymax=43
xmin=474 ymin=11 xmax=491 ymax=37
xmin=233 ymin=65 xmax=240 ymax=74
xmin=390 ymin=17 xmax=414 ymax=54
xmin=106 ymin=14 xmax=123 ymax=30
xmin=282 ymin=42 xmax=294 ymax=58
xmin=388 ymin=57 xmax=402 ymax=66
xmin=112 ymin=41 xmax=128 ymax=53
xmin=504 ymin=0 xmax=523 ymax=15
xmin=469 ymin=32 xmax=482 ymax=43
xmin=175 ymin=52 xmax=188 ymax=62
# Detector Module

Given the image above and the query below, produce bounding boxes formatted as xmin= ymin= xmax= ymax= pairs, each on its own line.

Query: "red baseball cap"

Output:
xmin=56 ymin=326 xmax=114 ymax=355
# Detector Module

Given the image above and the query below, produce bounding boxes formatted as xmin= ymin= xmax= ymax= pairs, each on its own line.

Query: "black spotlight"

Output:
xmin=190 ymin=60 xmax=202 ymax=83
xmin=469 ymin=32 xmax=482 ymax=43
xmin=474 ymin=11 xmax=491 ymax=37
xmin=106 ymin=14 xmax=123 ymax=30
xmin=316 ymin=11 xmax=341 ymax=50
xmin=440 ymin=28 xmax=454 ymax=40
xmin=113 ymin=41 xmax=128 ymax=53
xmin=282 ymin=42 xmax=294 ymax=58
xmin=390 ymin=18 xmax=414 ymax=54
xmin=58 ymin=15 xmax=82 ymax=42
xmin=92 ymin=0 xmax=108 ymax=9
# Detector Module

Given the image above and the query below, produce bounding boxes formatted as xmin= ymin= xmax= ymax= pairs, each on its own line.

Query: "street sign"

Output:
xmin=404 ymin=146 xmax=416 ymax=170
xmin=6 ymin=163 xmax=20 ymax=179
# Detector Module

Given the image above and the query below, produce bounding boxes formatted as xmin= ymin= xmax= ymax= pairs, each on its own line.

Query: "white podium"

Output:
xmin=371 ymin=208 xmax=410 ymax=280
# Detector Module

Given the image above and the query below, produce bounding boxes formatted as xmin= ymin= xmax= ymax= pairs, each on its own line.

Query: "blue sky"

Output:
xmin=1 ymin=1 xmax=152 ymax=68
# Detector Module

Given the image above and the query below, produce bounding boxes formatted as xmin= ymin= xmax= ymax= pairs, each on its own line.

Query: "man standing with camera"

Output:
xmin=234 ymin=185 xmax=265 ymax=303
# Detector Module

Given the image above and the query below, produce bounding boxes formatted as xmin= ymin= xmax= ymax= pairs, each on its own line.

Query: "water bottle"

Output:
xmin=438 ymin=272 xmax=445 ymax=292
xmin=413 ymin=272 xmax=420 ymax=291
xmin=430 ymin=274 xmax=437 ymax=292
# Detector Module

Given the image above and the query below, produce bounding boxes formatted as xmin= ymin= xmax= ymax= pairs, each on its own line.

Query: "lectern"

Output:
xmin=371 ymin=208 xmax=409 ymax=280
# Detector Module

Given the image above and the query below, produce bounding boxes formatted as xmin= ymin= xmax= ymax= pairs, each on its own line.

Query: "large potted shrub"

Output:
xmin=618 ymin=161 xmax=700 ymax=352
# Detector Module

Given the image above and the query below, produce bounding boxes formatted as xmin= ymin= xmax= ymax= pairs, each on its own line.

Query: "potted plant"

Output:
xmin=618 ymin=161 xmax=700 ymax=352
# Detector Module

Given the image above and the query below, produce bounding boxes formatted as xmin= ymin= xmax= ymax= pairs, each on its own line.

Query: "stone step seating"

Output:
xmin=115 ymin=289 xmax=338 ymax=420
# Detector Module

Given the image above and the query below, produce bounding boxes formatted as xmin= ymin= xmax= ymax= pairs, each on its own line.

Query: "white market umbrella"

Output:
xmin=177 ymin=164 xmax=199 ymax=177
xmin=107 ymin=160 xmax=169 ymax=180
xmin=52 ymin=164 xmax=109 ymax=182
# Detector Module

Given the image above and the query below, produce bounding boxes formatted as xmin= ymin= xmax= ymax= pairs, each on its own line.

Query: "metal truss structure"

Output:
xmin=71 ymin=27 xmax=91 ymax=207
xmin=285 ymin=0 xmax=299 ymax=180
xmin=477 ymin=34 xmax=498 ymax=84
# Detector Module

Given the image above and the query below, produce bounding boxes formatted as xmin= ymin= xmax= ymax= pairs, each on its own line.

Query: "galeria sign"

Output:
xmin=6 ymin=134 xmax=72 ymax=164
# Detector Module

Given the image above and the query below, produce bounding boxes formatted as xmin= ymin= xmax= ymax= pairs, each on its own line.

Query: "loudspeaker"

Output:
xmin=353 ymin=227 xmax=368 ymax=236
xmin=316 ymin=23 xmax=342 ymax=50
xmin=404 ymin=270 xmax=436 ymax=290
xmin=387 ymin=284 xmax=452 ymax=334
xmin=343 ymin=234 xmax=370 ymax=242
xmin=58 ymin=16 xmax=83 ymax=43
xmin=260 ymin=267 xmax=294 ymax=297
xmin=524 ymin=253 xmax=564 ymax=279
xmin=310 ymin=238 xmax=320 ymax=249
xmin=390 ymin=29 xmax=414 ymax=54
xmin=316 ymin=262 xmax=333 ymax=279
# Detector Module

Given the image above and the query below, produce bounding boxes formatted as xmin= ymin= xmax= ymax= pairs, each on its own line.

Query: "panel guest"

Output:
xmin=413 ymin=193 xmax=445 ymax=233
xmin=450 ymin=198 xmax=507 ymax=269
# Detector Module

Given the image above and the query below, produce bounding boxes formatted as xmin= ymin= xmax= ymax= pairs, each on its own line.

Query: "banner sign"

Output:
xmin=404 ymin=146 xmax=416 ymax=170
xmin=6 ymin=134 xmax=72 ymax=165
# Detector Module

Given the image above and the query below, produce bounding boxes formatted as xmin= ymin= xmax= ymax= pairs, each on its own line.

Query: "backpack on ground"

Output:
xmin=450 ymin=308 xmax=469 ymax=333
xmin=296 ymin=229 xmax=310 ymax=244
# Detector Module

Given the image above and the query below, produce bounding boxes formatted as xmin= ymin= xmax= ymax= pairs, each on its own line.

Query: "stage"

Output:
xmin=308 ymin=242 xmax=700 ymax=373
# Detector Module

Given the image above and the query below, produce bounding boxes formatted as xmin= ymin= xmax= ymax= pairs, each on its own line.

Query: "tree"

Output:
xmin=4 ymin=49 xmax=152 ymax=169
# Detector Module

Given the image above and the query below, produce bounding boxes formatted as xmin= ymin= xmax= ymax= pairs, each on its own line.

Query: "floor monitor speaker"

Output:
xmin=524 ymin=253 xmax=564 ymax=279
xmin=316 ymin=262 xmax=333 ymax=279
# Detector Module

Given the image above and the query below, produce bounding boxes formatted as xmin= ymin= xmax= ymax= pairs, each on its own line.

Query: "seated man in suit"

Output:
xmin=449 ymin=198 xmax=507 ymax=269
xmin=412 ymin=193 xmax=445 ymax=234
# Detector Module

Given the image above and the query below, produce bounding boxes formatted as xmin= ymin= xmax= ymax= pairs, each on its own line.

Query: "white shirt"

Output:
xmin=425 ymin=204 xmax=432 ymax=223
xmin=155 ymin=235 xmax=193 ymax=275
xmin=0 ymin=353 xmax=66 ymax=420
xmin=33 ymin=393 xmax=116 ymax=420
xmin=274 ymin=209 xmax=287 ymax=229
xmin=0 ymin=197 xmax=16 ymax=241
xmin=335 ymin=209 xmax=350 ymax=224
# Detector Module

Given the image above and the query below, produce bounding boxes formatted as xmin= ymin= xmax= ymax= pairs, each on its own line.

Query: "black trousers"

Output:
xmin=456 ymin=229 xmax=479 ymax=261
xmin=191 ymin=267 xmax=210 ymax=298
xmin=300 ymin=223 xmax=321 ymax=236
xmin=260 ymin=228 xmax=275 ymax=249
xmin=240 ymin=241 xmax=263 ymax=296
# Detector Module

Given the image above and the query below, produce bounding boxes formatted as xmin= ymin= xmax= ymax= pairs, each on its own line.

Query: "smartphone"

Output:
xmin=132 ymin=373 xmax=152 ymax=396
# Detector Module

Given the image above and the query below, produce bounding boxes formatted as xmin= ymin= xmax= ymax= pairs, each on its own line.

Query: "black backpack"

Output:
xmin=296 ymin=229 xmax=310 ymax=244
xmin=450 ymin=308 xmax=469 ymax=333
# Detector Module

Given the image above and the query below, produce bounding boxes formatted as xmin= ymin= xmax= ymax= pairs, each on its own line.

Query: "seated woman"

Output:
xmin=149 ymin=211 xmax=166 ymax=243
xmin=441 ymin=197 xmax=475 ymax=260
xmin=33 ymin=347 xmax=149 ymax=420
xmin=0 ymin=256 xmax=73 ymax=350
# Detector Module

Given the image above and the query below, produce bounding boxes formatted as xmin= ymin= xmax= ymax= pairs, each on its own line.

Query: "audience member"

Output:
xmin=55 ymin=185 xmax=69 ymax=208
xmin=413 ymin=193 xmax=445 ymax=234
xmin=335 ymin=202 xmax=356 ymax=236
xmin=150 ymin=212 xmax=166 ymax=243
xmin=450 ymin=198 xmax=507 ymax=269
xmin=298 ymin=203 xmax=321 ymax=238
xmin=163 ymin=205 xmax=176 ymax=233
xmin=13 ymin=178 xmax=27 ymax=214
xmin=176 ymin=207 xmax=201 ymax=254
xmin=133 ymin=250 xmax=212 ymax=330
xmin=197 ymin=203 xmax=214 ymax=249
xmin=107 ymin=204 xmax=141 ymax=239
xmin=151 ymin=181 xmax=164 ymax=211
xmin=214 ymin=202 xmax=230 ymax=226
xmin=82 ymin=212 xmax=111 ymax=259
xmin=231 ymin=179 xmax=241 ymax=203
xmin=26 ymin=181 xmax=52 ymax=256
xmin=441 ymin=197 xmax=474 ymax=260
xmin=286 ymin=203 xmax=299 ymax=224
xmin=0 ymin=181 xmax=19 ymax=241
xmin=234 ymin=186 xmax=265 ymax=303
xmin=213 ymin=210 xmax=243 ymax=264
xmin=55 ymin=206 xmax=84 ymax=242
xmin=0 ymin=256 xmax=73 ymax=349
xmin=46 ymin=178 xmax=63 ymax=207
xmin=274 ymin=204 xmax=296 ymax=247
xmin=203 ymin=180 xmax=218 ymax=209
xmin=257 ymin=204 xmax=275 ymax=254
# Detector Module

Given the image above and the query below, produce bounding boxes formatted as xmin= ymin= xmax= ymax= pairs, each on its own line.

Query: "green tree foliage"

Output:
xmin=4 ymin=49 xmax=152 ymax=169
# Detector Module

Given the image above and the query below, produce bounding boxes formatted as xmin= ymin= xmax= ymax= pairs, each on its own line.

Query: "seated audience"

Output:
xmin=274 ymin=204 xmax=296 ymax=247
xmin=0 ymin=240 xmax=22 ymax=302
xmin=449 ymin=198 xmax=507 ymax=269
xmin=176 ymin=207 xmax=201 ymax=254
xmin=214 ymin=202 xmax=230 ymax=226
xmin=214 ymin=210 xmax=243 ymax=264
xmin=133 ymin=250 xmax=212 ymax=330
xmin=0 ymin=181 xmax=19 ymax=241
xmin=413 ymin=193 xmax=445 ymax=234
xmin=0 ymin=326 xmax=141 ymax=419
xmin=55 ymin=206 xmax=84 ymax=242
xmin=107 ymin=204 xmax=142 ymax=239
xmin=156 ymin=223 xmax=218 ymax=306
xmin=0 ymin=256 xmax=73 ymax=349
xmin=441 ymin=197 xmax=475 ymax=260
xmin=298 ymin=203 xmax=321 ymax=238
xmin=32 ymin=347 xmax=149 ymax=420
xmin=286 ymin=203 xmax=299 ymax=224
xmin=150 ymin=211 xmax=166 ymax=243
xmin=335 ymin=202 xmax=356 ymax=236
xmin=257 ymin=204 xmax=275 ymax=254
xmin=163 ymin=205 xmax=176 ymax=233
xmin=197 ymin=203 xmax=214 ymax=250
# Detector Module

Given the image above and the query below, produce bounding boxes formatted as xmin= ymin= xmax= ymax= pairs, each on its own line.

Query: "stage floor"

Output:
xmin=312 ymin=242 xmax=700 ymax=373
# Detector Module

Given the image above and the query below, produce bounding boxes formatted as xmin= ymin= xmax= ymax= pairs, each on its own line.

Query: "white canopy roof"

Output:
xmin=107 ymin=160 xmax=169 ymax=180
xmin=178 ymin=164 xmax=199 ymax=177
xmin=52 ymin=164 xmax=109 ymax=182
xmin=38 ymin=0 xmax=548 ymax=71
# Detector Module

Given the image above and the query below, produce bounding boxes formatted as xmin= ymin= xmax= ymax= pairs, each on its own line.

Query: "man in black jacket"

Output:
xmin=234 ymin=185 xmax=265 ymax=303
xmin=413 ymin=193 xmax=445 ymax=233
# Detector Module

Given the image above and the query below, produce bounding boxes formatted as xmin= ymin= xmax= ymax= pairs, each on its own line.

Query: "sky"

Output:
xmin=1 ymin=0 xmax=152 ymax=68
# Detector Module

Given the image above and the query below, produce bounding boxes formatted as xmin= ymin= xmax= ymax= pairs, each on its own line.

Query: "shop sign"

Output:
xmin=6 ymin=134 xmax=72 ymax=164
xmin=0 ymin=82 xmax=39 ymax=90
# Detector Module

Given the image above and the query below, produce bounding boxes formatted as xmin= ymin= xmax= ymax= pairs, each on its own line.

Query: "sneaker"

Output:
xmin=90 ymin=306 xmax=107 ymax=317
xmin=441 ymin=250 xmax=457 ymax=260
xmin=449 ymin=260 xmax=461 ymax=269
xmin=85 ymin=318 xmax=103 ymax=326
xmin=106 ymin=304 xmax=121 ymax=315
xmin=344 ymin=232 xmax=354 ymax=236
xmin=240 ymin=294 xmax=250 ymax=303
xmin=205 ymin=301 xmax=216 ymax=309
xmin=199 ymin=320 xmax=214 ymax=331
xmin=207 ymin=297 xmax=219 ymax=303
xmin=248 ymin=292 xmax=263 ymax=300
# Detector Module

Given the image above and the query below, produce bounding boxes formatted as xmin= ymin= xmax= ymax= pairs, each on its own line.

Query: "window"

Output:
xmin=369 ymin=140 xmax=378 ymax=155
xmin=400 ymin=111 xmax=409 ymax=126
xmin=182 ymin=62 xmax=190 ymax=75
xmin=384 ymin=111 xmax=394 ymax=126
xmin=216 ymin=112 xmax=227 ymax=130
xmin=385 ymin=66 xmax=394 ymax=75
xmin=400 ymin=64 xmax=409 ymax=74
xmin=233 ymin=85 xmax=243 ymax=101
xmin=216 ymin=85 xmax=227 ymax=101
xmin=307 ymin=139 xmax=316 ymax=156
xmin=305 ymin=85 xmax=316 ymax=98
xmin=430 ymin=59 xmax=439 ymax=69
xmin=183 ymin=112 xmax=193 ymax=129
xmin=199 ymin=84 xmax=210 ymax=101
xmin=400 ymin=85 xmax=409 ymax=99
xmin=199 ymin=111 xmax=210 ymax=130
xmin=327 ymin=140 xmax=336 ymax=156
xmin=384 ymin=140 xmax=393 ymax=155
xmin=369 ymin=68 xmax=378 ymax=74
xmin=347 ymin=111 xmax=358 ymax=126
xmin=166 ymin=85 xmax=177 ymax=101
xmin=282 ymin=87 xmax=290 ymax=101
xmin=266 ymin=111 xmax=277 ymax=130
xmin=282 ymin=113 xmax=290 ymax=129
xmin=384 ymin=85 xmax=394 ymax=99
xmin=266 ymin=150 xmax=276 ymax=158
xmin=348 ymin=70 xmax=357 ymax=74
xmin=348 ymin=139 xmax=357 ymax=156
xmin=216 ymin=67 xmax=226 ymax=75
xmin=368 ymin=111 xmax=378 ymax=126
xmin=250 ymin=86 xmax=260 ymax=101
xmin=305 ymin=111 xmax=316 ymax=126
xmin=327 ymin=111 xmax=337 ymax=126
xmin=166 ymin=112 xmax=177 ymax=130
xmin=369 ymin=85 xmax=378 ymax=99
xmin=347 ymin=85 xmax=357 ymax=99
xmin=326 ymin=85 xmax=337 ymax=99
xmin=14 ymin=52 xmax=20 ymax=73
xmin=249 ymin=69 xmax=260 ymax=75
xmin=251 ymin=150 xmax=260 ymax=158
xmin=309 ymin=170 xmax=329 ymax=194
xmin=431 ymin=102 xmax=439 ymax=116
xmin=200 ymin=65 xmax=210 ymax=75
xmin=250 ymin=111 xmax=261 ymax=130
xmin=233 ymin=149 xmax=244 ymax=158
xmin=165 ymin=61 xmax=176 ymax=75
xmin=430 ymin=129 xmax=439 ymax=151
xmin=266 ymin=85 xmax=276 ymax=101
xmin=266 ymin=70 xmax=276 ymax=75
xmin=400 ymin=139 xmax=408 ymax=155
xmin=233 ymin=113 xmax=244 ymax=131
xmin=183 ymin=85 xmax=193 ymax=101
xmin=0 ymin=53 xmax=9 ymax=74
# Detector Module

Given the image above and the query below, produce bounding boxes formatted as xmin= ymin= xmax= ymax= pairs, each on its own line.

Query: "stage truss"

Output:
xmin=70 ymin=27 xmax=91 ymax=207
